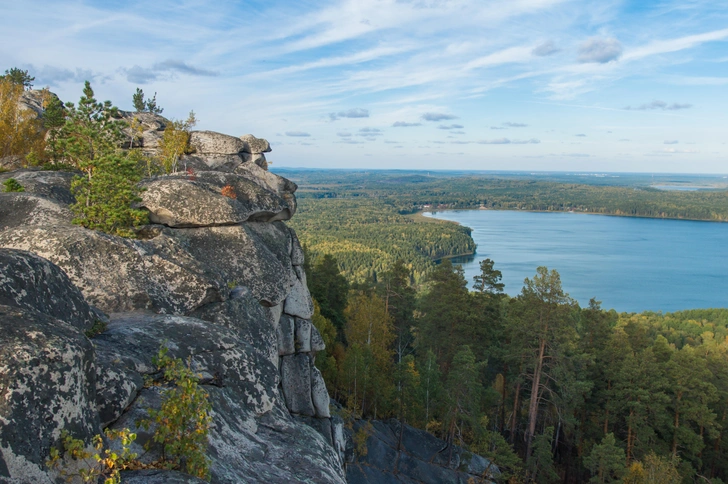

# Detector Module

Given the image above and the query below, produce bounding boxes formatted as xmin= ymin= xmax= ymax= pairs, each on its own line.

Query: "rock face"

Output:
xmin=0 ymin=127 xmax=346 ymax=483
xmin=346 ymin=419 xmax=500 ymax=484
xmin=0 ymin=304 xmax=99 ymax=482
xmin=0 ymin=249 xmax=98 ymax=332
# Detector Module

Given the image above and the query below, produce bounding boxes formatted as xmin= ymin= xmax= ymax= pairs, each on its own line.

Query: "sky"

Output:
xmin=1 ymin=0 xmax=727 ymax=173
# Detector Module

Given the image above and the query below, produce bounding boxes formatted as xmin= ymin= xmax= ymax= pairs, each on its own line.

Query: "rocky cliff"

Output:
xmin=0 ymin=126 xmax=347 ymax=483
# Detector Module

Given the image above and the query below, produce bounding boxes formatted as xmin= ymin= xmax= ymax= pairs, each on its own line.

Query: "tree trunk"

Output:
xmin=627 ymin=408 xmax=634 ymax=464
xmin=526 ymin=338 xmax=547 ymax=457
xmin=510 ymin=381 xmax=521 ymax=444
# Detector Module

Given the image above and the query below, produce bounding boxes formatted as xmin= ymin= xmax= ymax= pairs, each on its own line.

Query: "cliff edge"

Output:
xmin=0 ymin=125 xmax=347 ymax=483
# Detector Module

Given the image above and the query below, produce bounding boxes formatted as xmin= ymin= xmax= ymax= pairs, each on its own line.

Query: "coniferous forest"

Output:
xmin=287 ymin=169 xmax=728 ymax=483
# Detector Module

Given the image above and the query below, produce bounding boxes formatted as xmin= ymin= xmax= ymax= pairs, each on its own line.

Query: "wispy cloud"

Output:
xmin=477 ymin=138 xmax=540 ymax=144
xmin=357 ymin=127 xmax=382 ymax=136
xmin=393 ymin=121 xmax=422 ymax=127
xmin=664 ymin=140 xmax=679 ymax=144
xmin=658 ymin=148 xmax=698 ymax=153
xmin=438 ymin=124 xmax=464 ymax=130
xmin=624 ymin=100 xmax=692 ymax=110
xmin=122 ymin=59 xmax=218 ymax=84
xmin=422 ymin=112 xmax=458 ymax=121
xmin=623 ymin=28 xmax=728 ymax=61
xmin=285 ymin=131 xmax=311 ymax=137
xmin=503 ymin=122 xmax=528 ymax=127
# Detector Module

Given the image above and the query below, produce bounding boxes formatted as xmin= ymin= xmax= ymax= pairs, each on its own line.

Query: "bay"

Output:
xmin=423 ymin=210 xmax=728 ymax=313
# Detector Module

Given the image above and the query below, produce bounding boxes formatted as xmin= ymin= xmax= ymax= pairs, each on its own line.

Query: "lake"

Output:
xmin=423 ymin=210 xmax=728 ymax=313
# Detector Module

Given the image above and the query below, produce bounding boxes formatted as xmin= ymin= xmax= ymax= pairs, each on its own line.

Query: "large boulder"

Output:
xmin=0 ymin=249 xmax=98 ymax=332
xmin=180 ymin=154 xmax=243 ymax=173
xmin=0 ymin=225 xmax=226 ymax=314
xmin=0 ymin=192 xmax=73 ymax=229
xmin=0 ymin=305 xmax=99 ymax=482
xmin=240 ymin=134 xmax=271 ymax=154
xmin=139 ymin=171 xmax=292 ymax=227
xmin=190 ymin=131 xmax=246 ymax=155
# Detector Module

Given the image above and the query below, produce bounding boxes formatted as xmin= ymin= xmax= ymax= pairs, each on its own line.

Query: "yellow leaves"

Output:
xmin=344 ymin=292 xmax=395 ymax=354
xmin=157 ymin=111 xmax=196 ymax=173
xmin=47 ymin=428 xmax=138 ymax=484
xmin=0 ymin=79 xmax=45 ymax=161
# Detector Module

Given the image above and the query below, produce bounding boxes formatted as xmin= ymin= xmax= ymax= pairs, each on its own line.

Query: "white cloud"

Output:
xmin=577 ymin=37 xmax=623 ymax=63
xmin=623 ymin=28 xmax=728 ymax=61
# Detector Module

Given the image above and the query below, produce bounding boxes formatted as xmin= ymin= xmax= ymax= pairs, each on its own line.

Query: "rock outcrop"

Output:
xmin=0 ymin=123 xmax=346 ymax=483
xmin=346 ymin=419 xmax=499 ymax=484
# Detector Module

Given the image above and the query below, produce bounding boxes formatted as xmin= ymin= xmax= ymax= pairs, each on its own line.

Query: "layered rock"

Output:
xmin=0 ymin=127 xmax=346 ymax=483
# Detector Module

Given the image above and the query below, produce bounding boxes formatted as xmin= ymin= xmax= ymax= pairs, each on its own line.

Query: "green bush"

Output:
xmin=142 ymin=346 xmax=212 ymax=481
xmin=2 ymin=178 xmax=24 ymax=192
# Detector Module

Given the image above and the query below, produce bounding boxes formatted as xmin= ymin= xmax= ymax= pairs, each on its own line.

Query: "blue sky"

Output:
xmin=1 ymin=0 xmax=727 ymax=173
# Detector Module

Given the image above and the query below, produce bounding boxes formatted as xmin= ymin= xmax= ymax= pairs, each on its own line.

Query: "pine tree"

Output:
xmin=309 ymin=254 xmax=349 ymax=331
xmin=444 ymin=345 xmax=484 ymax=448
xmin=132 ymin=88 xmax=145 ymax=112
xmin=527 ymin=426 xmax=559 ymax=483
xmin=2 ymin=67 xmax=34 ymax=89
xmin=584 ymin=433 xmax=626 ymax=483
xmin=472 ymin=258 xmax=504 ymax=294
xmin=51 ymin=81 xmax=148 ymax=236
xmin=509 ymin=266 xmax=577 ymax=458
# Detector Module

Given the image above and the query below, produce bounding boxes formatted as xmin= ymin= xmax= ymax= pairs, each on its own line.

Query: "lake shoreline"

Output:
xmin=418 ymin=207 xmax=728 ymax=224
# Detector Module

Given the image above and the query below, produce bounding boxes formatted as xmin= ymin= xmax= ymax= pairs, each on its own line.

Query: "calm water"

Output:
xmin=423 ymin=210 xmax=728 ymax=313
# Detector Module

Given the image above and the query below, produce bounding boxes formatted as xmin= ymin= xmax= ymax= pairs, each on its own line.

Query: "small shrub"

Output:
xmin=158 ymin=111 xmax=196 ymax=174
xmin=142 ymin=346 xmax=212 ymax=481
xmin=84 ymin=319 xmax=108 ymax=338
xmin=2 ymin=178 xmax=24 ymax=192
xmin=221 ymin=184 xmax=236 ymax=199
xmin=47 ymin=428 xmax=138 ymax=484
xmin=353 ymin=421 xmax=373 ymax=458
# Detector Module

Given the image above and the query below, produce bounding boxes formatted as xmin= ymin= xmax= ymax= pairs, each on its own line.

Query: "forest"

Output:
xmin=287 ymin=198 xmax=475 ymax=282
xmin=305 ymin=253 xmax=728 ymax=483
xmin=285 ymin=169 xmax=728 ymax=482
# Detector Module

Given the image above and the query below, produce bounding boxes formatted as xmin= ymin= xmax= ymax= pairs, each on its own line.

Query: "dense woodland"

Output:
xmin=287 ymin=170 xmax=728 ymax=482
xmin=288 ymin=198 xmax=475 ymax=282
xmin=306 ymin=254 xmax=728 ymax=483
